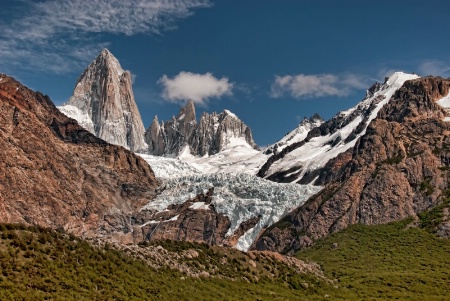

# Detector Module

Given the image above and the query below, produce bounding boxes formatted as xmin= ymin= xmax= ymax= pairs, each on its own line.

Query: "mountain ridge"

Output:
xmin=0 ymin=73 xmax=158 ymax=243
xmin=145 ymin=99 xmax=259 ymax=157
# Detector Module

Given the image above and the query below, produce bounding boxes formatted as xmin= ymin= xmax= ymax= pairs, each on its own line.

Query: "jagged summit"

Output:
xmin=145 ymin=100 xmax=258 ymax=157
xmin=58 ymin=49 xmax=147 ymax=152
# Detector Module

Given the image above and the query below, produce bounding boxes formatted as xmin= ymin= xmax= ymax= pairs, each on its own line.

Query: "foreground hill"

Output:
xmin=1 ymin=219 xmax=448 ymax=300
xmin=0 ymin=224 xmax=328 ymax=301
xmin=0 ymin=74 xmax=158 ymax=243
xmin=254 ymin=76 xmax=450 ymax=253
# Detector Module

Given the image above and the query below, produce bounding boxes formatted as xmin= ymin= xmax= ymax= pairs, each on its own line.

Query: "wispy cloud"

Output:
xmin=158 ymin=71 xmax=233 ymax=105
xmin=270 ymin=73 xmax=368 ymax=99
xmin=418 ymin=60 xmax=450 ymax=77
xmin=0 ymin=0 xmax=211 ymax=74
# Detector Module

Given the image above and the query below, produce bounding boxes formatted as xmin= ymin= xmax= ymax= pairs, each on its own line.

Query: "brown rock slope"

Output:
xmin=253 ymin=76 xmax=450 ymax=253
xmin=0 ymin=74 xmax=158 ymax=243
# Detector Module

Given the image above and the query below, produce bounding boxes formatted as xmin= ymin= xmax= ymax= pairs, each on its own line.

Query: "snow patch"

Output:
xmin=189 ymin=202 xmax=210 ymax=210
xmin=168 ymin=215 xmax=180 ymax=222
xmin=57 ymin=104 xmax=95 ymax=133
xmin=224 ymin=109 xmax=237 ymax=118
xmin=436 ymin=91 xmax=450 ymax=121
xmin=437 ymin=91 xmax=450 ymax=108
xmin=140 ymin=220 xmax=160 ymax=227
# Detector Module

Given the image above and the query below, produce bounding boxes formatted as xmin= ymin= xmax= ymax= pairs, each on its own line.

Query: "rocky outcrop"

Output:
xmin=133 ymin=188 xmax=232 ymax=246
xmin=145 ymin=100 xmax=258 ymax=156
xmin=0 ymin=74 xmax=158 ymax=243
xmin=58 ymin=49 xmax=147 ymax=152
xmin=253 ymin=76 xmax=450 ymax=253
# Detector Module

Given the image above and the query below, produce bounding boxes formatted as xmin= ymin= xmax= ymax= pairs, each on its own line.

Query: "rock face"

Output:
xmin=0 ymin=74 xmax=158 ymax=243
xmin=258 ymin=72 xmax=420 ymax=184
xmin=133 ymin=188 xmax=232 ymax=246
xmin=253 ymin=76 xmax=450 ymax=253
xmin=145 ymin=100 xmax=258 ymax=156
xmin=58 ymin=49 xmax=147 ymax=152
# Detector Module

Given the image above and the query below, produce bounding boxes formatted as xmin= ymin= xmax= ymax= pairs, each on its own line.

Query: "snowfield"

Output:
xmin=141 ymin=173 xmax=322 ymax=251
xmin=137 ymin=153 xmax=201 ymax=178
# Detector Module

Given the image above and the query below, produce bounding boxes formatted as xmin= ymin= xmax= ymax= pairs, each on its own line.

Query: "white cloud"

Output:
xmin=0 ymin=0 xmax=211 ymax=74
xmin=158 ymin=72 xmax=233 ymax=105
xmin=270 ymin=73 xmax=367 ymax=99
xmin=418 ymin=60 xmax=450 ymax=77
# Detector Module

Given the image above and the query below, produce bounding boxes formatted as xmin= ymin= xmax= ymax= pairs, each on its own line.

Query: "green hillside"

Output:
xmin=0 ymin=224 xmax=326 ymax=301
xmin=296 ymin=218 xmax=450 ymax=300
xmin=1 ymin=219 xmax=449 ymax=300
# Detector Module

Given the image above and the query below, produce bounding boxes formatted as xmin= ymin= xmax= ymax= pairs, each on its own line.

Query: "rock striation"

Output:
xmin=0 ymin=74 xmax=158 ymax=243
xmin=58 ymin=49 xmax=147 ymax=152
xmin=145 ymin=100 xmax=258 ymax=156
xmin=253 ymin=76 xmax=450 ymax=254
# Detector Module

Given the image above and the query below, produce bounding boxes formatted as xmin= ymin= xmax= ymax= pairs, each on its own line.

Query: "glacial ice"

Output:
xmin=141 ymin=173 xmax=322 ymax=251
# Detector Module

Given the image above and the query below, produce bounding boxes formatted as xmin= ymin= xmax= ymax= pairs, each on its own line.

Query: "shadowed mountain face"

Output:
xmin=253 ymin=76 xmax=450 ymax=254
xmin=0 ymin=74 xmax=158 ymax=244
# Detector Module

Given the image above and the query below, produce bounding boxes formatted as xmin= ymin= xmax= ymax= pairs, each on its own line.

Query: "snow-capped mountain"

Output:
xmin=145 ymin=100 xmax=259 ymax=157
xmin=255 ymin=75 xmax=450 ymax=254
xmin=58 ymin=49 xmax=147 ymax=152
xmin=258 ymin=72 xmax=420 ymax=184
xmin=263 ymin=114 xmax=324 ymax=156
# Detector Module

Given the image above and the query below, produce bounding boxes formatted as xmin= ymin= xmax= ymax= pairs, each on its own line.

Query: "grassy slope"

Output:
xmin=0 ymin=224 xmax=326 ymax=301
xmin=1 ymin=219 xmax=449 ymax=300
xmin=296 ymin=219 xmax=450 ymax=300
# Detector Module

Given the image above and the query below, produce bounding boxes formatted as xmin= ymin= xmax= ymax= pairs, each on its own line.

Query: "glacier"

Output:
xmin=141 ymin=173 xmax=322 ymax=251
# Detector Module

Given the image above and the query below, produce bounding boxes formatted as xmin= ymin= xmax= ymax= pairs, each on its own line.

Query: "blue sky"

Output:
xmin=1 ymin=0 xmax=450 ymax=146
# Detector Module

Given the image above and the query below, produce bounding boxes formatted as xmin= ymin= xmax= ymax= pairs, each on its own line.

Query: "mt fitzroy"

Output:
xmin=58 ymin=49 xmax=147 ymax=152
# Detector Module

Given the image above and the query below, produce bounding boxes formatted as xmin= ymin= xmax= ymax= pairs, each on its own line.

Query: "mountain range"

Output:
xmin=2 ymin=49 xmax=450 ymax=255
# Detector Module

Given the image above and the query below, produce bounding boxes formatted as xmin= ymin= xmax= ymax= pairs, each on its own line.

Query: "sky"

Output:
xmin=1 ymin=0 xmax=450 ymax=146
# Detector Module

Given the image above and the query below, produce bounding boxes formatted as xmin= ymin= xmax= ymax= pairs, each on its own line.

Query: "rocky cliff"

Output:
xmin=0 ymin=74 xmax=158 ymax=243
xmin=253 ymin=76 xmax=450 ymax=253
xmin=58 ymin=49 xmax=147 ymax=152
xmin=145 ymin=100 xmax=258 ymax=156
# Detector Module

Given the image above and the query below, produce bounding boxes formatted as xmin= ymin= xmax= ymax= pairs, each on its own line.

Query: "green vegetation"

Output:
xmin=381 ymin=155 xmax=404 ymax=165
xmin=296 ymin=219 xmax=450 ymax=300
xmin=0 ymin=224 xmax=327 ymax=300
xmin=419 ymin=178 xmax=435 ymax=196
xmin=1 ymin=218 xmax=449 ymax=300
xmin=419 ymin=190 xmax=450 ymax=232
